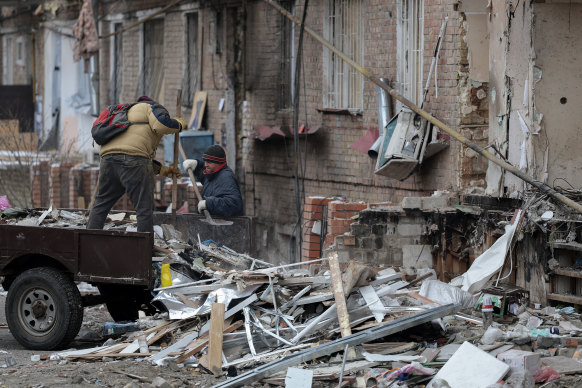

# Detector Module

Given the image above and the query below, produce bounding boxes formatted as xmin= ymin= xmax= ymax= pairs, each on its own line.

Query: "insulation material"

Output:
xmin=419 ymin=280 xmax=475 ymax=308
xmin=72 ymin=0 xmax=99 ymax=62
xmin=451 ymin=211 xmax=521 ymax=294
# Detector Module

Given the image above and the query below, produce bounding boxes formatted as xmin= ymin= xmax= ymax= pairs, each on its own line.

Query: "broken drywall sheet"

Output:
xmin=427 ymin=342 xmax=510 ymax=388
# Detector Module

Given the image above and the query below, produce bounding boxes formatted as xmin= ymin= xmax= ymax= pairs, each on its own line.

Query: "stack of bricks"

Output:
xmin=323 ymin=200 xmax=367 ymax=249
xmin=31 ymin=161 xmax=50 ymax=208
xmin=301 ymin=196 xmax=335 ymax=262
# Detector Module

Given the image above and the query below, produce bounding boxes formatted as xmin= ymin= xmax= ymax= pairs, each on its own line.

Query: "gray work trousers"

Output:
xmin=87 ymin=154 xmax=154 ymax=233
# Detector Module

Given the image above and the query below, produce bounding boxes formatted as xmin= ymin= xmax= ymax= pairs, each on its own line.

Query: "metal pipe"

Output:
xmin=262 ymin=0 xmax=582 ymax=215
xmin=369 ymin=77 xmax=392 ymax=159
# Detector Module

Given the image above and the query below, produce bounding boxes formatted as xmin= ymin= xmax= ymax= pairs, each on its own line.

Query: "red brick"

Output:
xmin=302 ymin=234 xmax=321 ymax=243
xmin=328 ymin=201 xmax=347 ymax=211
xmin=301 ymin=242 xmax=321 ymax=251
xmin=344 ymin=203 xmax=367 ymax=211
xmin=329 ymin=211 xmax=357 ymax=219
xmin=305 ymin=197 xmax=333 ymax=205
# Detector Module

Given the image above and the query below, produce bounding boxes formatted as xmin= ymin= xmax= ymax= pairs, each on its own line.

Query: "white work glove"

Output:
xmin=183 ymin=159 xmax=198 ymax=171
xmin=197 ymin=200 xmax=207 ymax=213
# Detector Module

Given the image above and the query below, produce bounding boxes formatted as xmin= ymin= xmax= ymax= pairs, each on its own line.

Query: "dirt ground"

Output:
xmin=0 ymin=290 xmax=231 ymax=388
xmin=2 ymin=288 xmax=582 ymax=388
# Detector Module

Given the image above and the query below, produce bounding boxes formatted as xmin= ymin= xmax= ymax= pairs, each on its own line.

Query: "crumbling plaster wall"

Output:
xmin=458 ymin=0 xmax=490 ymax=192
xmin=532 ymin=3 xmax=582 ymax=189
xmin=486 ymin=1 xmax=582 ymax=196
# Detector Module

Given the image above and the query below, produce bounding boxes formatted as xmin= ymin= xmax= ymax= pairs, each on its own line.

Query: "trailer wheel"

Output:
xmin=5 ymin=267 xmax=83 ymax=350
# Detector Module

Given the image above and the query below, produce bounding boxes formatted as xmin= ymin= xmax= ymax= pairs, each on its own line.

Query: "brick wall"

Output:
xmin=301 ymin=196 xmax=367 ymax=262
xmin=29 ymin=161 xmax=198 ymax=213
xmin=90 ymin=0 xmax=481 ymax=264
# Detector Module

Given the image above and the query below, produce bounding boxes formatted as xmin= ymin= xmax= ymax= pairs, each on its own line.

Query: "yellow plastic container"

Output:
xmin=160 ymin=263 xmax=172 ymax=288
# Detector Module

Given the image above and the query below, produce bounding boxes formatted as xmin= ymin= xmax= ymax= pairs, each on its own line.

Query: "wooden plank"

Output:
xmin=547 ymin=293 xmax=582 ymax=305
xmin=329 ymin=254 xmax=356 ymax=359
xmin=554 ymin=268 xmax=582 ymax=279
xmin=175 ymin=320 xmax=243 ymax=364
xmin=147 ymin=321 xmax=181 ymax=345
xmin=208 ymin=303 xmax=225 ymax=375
xmin=175 ymin=292 xmax=201 ymax=309
xmin=552 ymin=241 xmax=582 ymax=252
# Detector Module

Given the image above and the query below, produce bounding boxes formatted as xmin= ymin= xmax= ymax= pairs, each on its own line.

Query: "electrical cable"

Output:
xmin=290 ymin=0 xmax=309 ymax=262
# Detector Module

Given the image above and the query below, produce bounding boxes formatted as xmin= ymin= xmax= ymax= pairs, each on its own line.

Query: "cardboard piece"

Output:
xmin=427 ymin=342 xmax=510 ymax=388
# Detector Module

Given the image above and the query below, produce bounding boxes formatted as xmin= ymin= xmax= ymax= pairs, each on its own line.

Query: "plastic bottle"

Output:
xmin=160 ymin=263 xmax=173 ymax=288
xmin=482 ymin=295 xmax=494 ymax=330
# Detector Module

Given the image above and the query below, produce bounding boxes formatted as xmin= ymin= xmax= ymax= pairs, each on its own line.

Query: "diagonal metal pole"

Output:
xmin=262 ymin=0 xmax=582 ymax=215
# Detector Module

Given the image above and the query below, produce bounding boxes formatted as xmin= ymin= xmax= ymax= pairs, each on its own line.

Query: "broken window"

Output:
xmin=397 ymin=0 xmax=424 ymax=108
xmin=277 ymin=0 xmax=294 ymax=110
xmin=182 ymin=13 xmax=199 ymax=108
xmin=110 ymin=23 xmax=123 ymax=104
xmin=141 ymin=18 xmax=165 ymax=103
xmin=323 ymin=0 xmax=364 ymax=110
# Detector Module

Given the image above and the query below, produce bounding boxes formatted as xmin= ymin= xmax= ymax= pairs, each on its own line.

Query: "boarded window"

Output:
xmin=182 ymin=13 xmax=198 ymax=108
xmin=142 ymin=19 xmax=165 ymax=102
xmin=110 ymin=23 xmax=123 ymax=103
xmin=323 ymin=0 xmax=364 ymax=110
xmin=397 ymin=0 xmax=424 ymax=107
xmin=277 ymin=0 xmax=294 ymax=110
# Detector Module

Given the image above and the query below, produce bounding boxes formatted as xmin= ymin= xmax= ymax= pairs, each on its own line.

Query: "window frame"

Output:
xmin=397 ymin=0 xmax=424 ymax=109
xmin=322 ymin=0 xmax=364 ymax=111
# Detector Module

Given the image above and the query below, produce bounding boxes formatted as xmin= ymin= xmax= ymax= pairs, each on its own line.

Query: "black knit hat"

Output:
xmin=203 ymin=144 xmax=226 ymax=163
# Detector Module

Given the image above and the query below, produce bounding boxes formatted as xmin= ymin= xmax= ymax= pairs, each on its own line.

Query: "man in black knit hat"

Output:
xmin=183 ymin=144 xmax=243 ymax=217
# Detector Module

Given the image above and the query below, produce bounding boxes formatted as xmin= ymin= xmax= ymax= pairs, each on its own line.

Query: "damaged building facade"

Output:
xmin=0 ymin=0 xmax=581 ymax=306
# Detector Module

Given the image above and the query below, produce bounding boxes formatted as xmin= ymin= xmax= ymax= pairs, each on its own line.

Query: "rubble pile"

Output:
xmin=4 ymin=208 xmax=582 ymax=387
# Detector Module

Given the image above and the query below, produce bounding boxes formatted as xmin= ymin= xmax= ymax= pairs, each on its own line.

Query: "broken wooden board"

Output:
xmin=175 ymin=321 xmax=243 ymax=364
xmin=207 ymin=303 xmax=225 ymax=375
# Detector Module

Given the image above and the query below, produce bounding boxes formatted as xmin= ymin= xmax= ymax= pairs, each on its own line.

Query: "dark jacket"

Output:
xmin=194 ymin=161 xmax=243 ymax=217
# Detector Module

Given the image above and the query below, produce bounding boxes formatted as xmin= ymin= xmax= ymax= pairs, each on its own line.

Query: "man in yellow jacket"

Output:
xmin=87 ymin=96 xmax=186 ymax=233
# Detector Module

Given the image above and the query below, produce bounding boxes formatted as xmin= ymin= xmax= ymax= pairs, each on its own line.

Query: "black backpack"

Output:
xmin=91 ymin=103 xmax=148 ymax=146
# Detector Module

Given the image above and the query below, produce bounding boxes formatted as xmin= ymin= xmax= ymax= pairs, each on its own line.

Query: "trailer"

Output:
xmin=0 ymin=225 xmax=154 ymax=350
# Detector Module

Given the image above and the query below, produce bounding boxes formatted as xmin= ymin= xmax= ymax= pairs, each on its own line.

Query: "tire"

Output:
xmin=5 ymin=267 xmax=83 ymax=350
xmin=97 ymin=284 xmax=153 ymax=322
